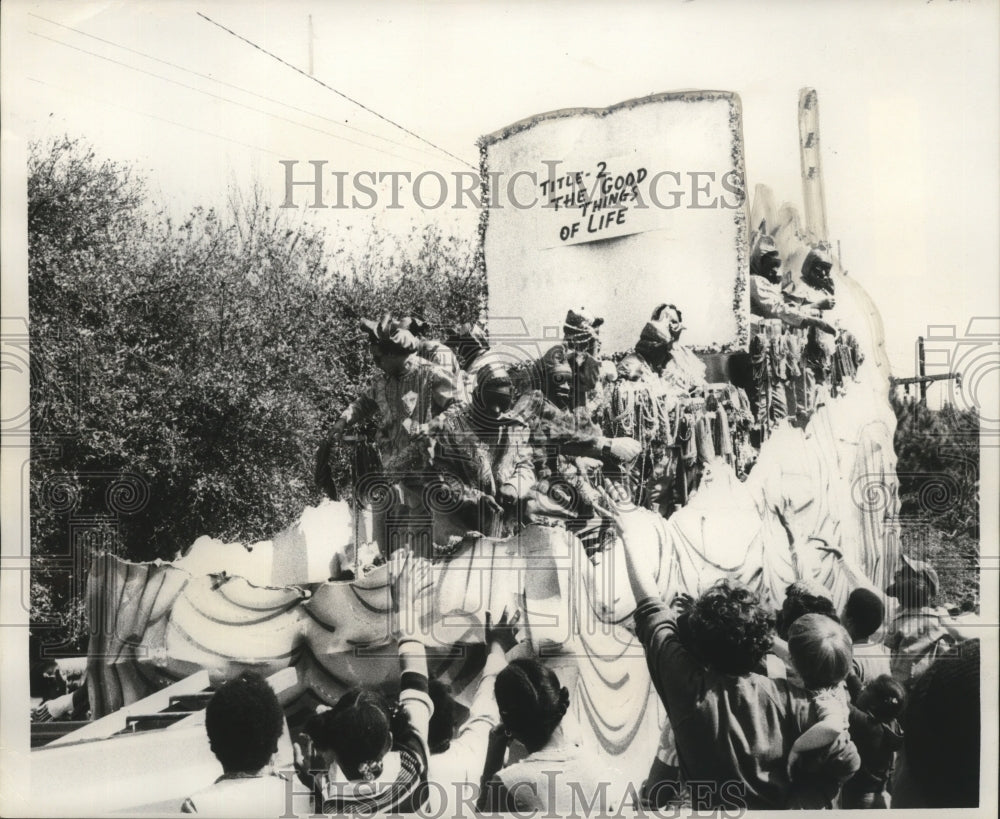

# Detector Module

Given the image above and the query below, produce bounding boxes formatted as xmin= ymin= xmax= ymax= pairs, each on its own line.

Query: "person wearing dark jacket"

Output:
xmin=609 ymin=493 xmax=860 ymax=810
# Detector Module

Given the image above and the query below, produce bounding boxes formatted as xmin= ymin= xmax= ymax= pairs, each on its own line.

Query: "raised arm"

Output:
xmin=604 ymin=487 xmax=661 ymax=604
xmin=392 ymin=552 xmax=434 ymax=745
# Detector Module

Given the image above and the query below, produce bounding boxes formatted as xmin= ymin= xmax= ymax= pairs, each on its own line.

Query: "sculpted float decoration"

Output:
xmin=84 ymin=91 xmax=901 ymax=791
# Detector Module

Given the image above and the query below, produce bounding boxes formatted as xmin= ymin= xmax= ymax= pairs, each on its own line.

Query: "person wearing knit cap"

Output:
xmin=415 ymin=358 xmax=535 ymax=542
xmin=316 ymin=315 xmax=461 ymax=549
xmin=562 ymin=308 xmax=616 ymax=410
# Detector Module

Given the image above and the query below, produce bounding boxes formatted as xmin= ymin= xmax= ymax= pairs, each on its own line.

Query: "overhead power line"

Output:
xmin=27 ymin=76 xmax=284 ymax=157
xmin=28 ymin=30 xmax=452 ymax=169
xmin=27 ymin=11 xmax=450 ymax=166
xmin=196 ymin=11 xmax=477 ymax=171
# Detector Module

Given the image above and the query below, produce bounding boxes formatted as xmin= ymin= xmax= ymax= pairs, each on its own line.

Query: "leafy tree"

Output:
xmin=28 ymin=136 xmax=484 ymax=650
xmin=891 ymin=393 xmax=980 ymax=605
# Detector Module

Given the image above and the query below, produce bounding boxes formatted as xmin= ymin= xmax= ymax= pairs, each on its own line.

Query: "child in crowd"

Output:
xmin=769 ymin=580 xmax=840 ymax=684
xmin=181 ymin=671 xmax=288 ymax=816
xmin=784 ymin=614 xmax=854 ymax=781
xmin=841 ymin=587 xmax=891 ymax=685
xmin=842 ymin=675 xmax=906 ymax=809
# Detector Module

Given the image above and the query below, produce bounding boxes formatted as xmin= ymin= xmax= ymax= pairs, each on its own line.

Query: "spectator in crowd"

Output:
xmin=425 ymin=609 xmax=521 ymax=815
xmin=884 ymin=554 xmax=972 ymax=682
xmin=609 ymin=496 xmax=859 ymax=810
xmin=841 ymin=587 xmax=891 ymax=685
xmin=891 ymin=640 xmax=981 ymax=808
xmin=181 ymin=671 xmax=288 ymax=815
xmin=295 ymin=553 xmax=434 ymax=814
xmin=477 ymin=659 xmax=617 ymax=814
xmin=784 ymin=615 xmax=854 ymax=784
xmin=842 ymin=675 xmax=906 ymax=809
xmin=769 ymin=580 xmax=840 ymax=686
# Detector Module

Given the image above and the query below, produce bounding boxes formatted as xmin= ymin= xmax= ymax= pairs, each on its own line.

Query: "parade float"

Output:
xmin=31 ymin=89 xmax=900 ymax=814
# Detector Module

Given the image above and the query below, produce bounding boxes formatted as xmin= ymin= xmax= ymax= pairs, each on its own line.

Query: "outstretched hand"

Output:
xmin=390 ymin=550 xmax=434 ymax=641
xmin=598 ymin=479 xmax=641 ymax=535
xmin=485 ymin=607 xmax=521 ymax=654
xmin=293 ymin=732 xmax=327 ymax=789
xmin=598 ymin=479 xmax=661 ymax=602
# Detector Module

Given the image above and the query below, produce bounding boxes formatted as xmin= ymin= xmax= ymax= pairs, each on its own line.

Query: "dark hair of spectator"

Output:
xmin=842 ymin=588 xmax=885 ymax=640
xmin=787 ymin=613 xmax=853 ymax=690
xmin=205 ymin=671 xmax=284 ymax=774
xmin=308 ymin=688 xmax=410 ymax=781
xmin=862 ymin=674 xmax=907 ymax=722
xmin=686 ymin=579 xmax=775 ymax=676
xmin=495 ymin=659 xmax=569 ymax=753
xmin=902 ymin=639 xmax=980 ymax=807
xmin=776 ymin=585 xmax=840 ymax=640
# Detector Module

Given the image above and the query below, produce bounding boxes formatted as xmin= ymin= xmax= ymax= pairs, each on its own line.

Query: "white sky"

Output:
xmin=3 ymin=0 xmax=999 ymax=400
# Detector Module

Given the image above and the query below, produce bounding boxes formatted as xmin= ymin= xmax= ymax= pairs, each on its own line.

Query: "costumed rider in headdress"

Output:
xmin=315 ymin=315 xmax=461 ymax=552
xmin=750 ymin=232 xmax=836 ymax=334
xmin=617 ymin=303 xmax=707 ymax=393
xmin=784 ymin=245 xmax=837 ymax=311
xmin=606 ymin=304 xmax=706 ymax=515
xmin=419 ymin=359 xmax=536 ymax=545
xmin=512 ymin=343 xmax=640 ymax=557
xmin=398 ymin=315 xmax=467 ymax=400
xmin=562 ymin=307 xmax=618 ymax=413
xmin=444 ymin=320 xmax=490 ymax=392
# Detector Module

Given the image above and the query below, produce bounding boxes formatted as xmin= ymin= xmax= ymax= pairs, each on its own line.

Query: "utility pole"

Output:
xmin=799 ymin=88 xmax=829 ymax=245
xmin=890 ymin=335 xmax=961 ymax=404
xmin=918 ymin=336 xmax=927 ymax=404
xmin=308 ymin=15 xmax=314 ymax=76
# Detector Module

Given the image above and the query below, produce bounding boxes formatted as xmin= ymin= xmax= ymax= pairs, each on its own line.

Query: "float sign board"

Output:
xmin=480 ymin=91 xmax=750 ymax=355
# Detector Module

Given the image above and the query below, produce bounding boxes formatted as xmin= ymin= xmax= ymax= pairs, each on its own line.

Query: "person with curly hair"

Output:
xmin=181 ymin=671 xmax=288 ymax=815
xmin=609 ymin=499 xmax=860 ymax=810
